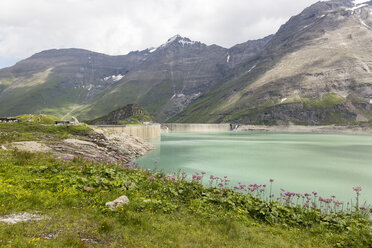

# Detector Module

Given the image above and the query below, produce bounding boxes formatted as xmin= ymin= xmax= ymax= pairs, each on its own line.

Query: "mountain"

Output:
xmin=0 ymin=35 xmax=271 ymax=121
xmin=86 ymin=104 xmax=154 ymax=125
xmin=0 ymin=48 xmax=145 ymax=119
xmin=171 ymin=0 xmax=372 ymax=125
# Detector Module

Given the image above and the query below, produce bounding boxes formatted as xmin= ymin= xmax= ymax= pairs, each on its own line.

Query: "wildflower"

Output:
xmin=148 ymin=176 xmax=155 ymax=180
xmin=359 ymin=206 xmax=366 ymax=210
xmin=269 ymin=178 xmax=274 ymax=182
xmin=201 ymin=171 xmax=206 ymax=175
xmin=352 ymin=186 xmax=362 ymax=196
xmin=353 ymin=186 xmax=362 ymax=210
xmin=62 ymin=156 xmax=73 ymax=161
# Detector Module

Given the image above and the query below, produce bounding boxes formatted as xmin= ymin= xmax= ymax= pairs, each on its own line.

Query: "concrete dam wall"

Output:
xmin=94 ymin=124 xmax=161 ymax=140
xmin=162 ymin=123 xmax=232 ymax=132
xmin=94 ymin=123 xmax=233 ymax=140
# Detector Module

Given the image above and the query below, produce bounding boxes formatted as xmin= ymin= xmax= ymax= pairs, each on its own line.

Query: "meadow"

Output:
xmin=0 ymin=148 xmax=371 ymax=247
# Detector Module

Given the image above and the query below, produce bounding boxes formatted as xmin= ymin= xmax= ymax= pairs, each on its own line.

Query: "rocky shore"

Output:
xmin=7 ymin=127 xmax=153 ymax=162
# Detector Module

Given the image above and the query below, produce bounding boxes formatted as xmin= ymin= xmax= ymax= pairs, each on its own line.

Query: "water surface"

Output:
xmin=136 ymin=132 xmax=372 ymax=203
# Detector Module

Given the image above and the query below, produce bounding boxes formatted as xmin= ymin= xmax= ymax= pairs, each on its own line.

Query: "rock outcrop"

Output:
xmin=105 ymin=196 xmax=130 ymax=210
xmin=8 ymin=127 xmax=153 ymax=162
xmin=86 ymin=104 xmax=153 ymax=125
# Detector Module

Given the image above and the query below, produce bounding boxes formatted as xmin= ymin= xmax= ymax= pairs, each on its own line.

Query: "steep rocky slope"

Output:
xmin=172 ymin=0 xmax=372 ymax=125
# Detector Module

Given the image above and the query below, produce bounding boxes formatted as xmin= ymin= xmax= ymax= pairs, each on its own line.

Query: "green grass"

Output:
xmin=138 ymin=80 xmax=174 ymax=115
xmin=0 ymin=149 xmax=370 ymax=247
xmin=16 ymin=114 xmax=60 ymax=124
xmin=0 ymin=77 xmax=89 ymax=118
xmin=302 ymin=93 xmax=345 ymax=109
xmin=0 ymin=121 xmax=92 ymax=144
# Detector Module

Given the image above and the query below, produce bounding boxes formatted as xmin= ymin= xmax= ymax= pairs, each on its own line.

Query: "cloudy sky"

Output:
xmin=0 ymin=0 xmax=321 ymax=68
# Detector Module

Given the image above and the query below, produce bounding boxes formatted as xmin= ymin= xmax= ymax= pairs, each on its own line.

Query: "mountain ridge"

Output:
xmin=0 ymin=34 xmax=271 ymax=121
xmin=171 ymin=0 xmax=372 ymax=125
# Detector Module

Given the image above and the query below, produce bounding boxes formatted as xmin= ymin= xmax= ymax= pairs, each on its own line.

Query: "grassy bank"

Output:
xmin=0 ymin=120 xmax=91 ymax=145
xmin=0 ymin=149 xmax=371 ymax=247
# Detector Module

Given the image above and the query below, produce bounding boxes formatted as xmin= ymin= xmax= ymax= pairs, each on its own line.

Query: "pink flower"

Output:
xmin=352 ymin=186 xmax=362 ymax=192
xmin=269 ymin=179 xmax=274 ymax=183
xmin=62 ymin=156 xmax=73 ymax=161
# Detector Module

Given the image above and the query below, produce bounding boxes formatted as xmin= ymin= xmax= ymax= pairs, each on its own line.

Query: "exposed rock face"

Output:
xmin=173 ymin=0 xmax=372 ymax=125
xmin=8 ymin=128 xmax=153 ymax=162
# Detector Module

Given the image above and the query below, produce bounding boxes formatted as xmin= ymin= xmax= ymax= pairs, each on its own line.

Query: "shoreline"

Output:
xmin=162 ymin=123 xmax=372 ymax=135
xmin=236 ymin=124 xmax=372 ymax=135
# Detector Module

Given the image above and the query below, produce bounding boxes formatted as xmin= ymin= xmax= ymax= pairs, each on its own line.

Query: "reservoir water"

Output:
xmin=135 ymin=132 xmax=372 ymax=204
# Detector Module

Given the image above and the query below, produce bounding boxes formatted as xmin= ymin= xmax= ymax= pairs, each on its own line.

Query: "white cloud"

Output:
xmin=0 ymin=0 xmax=319 ymax=68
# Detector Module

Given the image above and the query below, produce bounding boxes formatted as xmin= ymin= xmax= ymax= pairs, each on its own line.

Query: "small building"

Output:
xmin=0 ymin=117 xmax=19 ymax=123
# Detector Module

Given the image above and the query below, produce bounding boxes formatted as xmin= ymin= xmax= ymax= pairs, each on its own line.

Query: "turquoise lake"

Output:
xmin=135 ymin=132 xmax=372 ymax=204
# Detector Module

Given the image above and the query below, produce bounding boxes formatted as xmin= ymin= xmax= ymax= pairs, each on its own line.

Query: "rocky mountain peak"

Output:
xmin=156 ymin=35 xmax=205 ymax=50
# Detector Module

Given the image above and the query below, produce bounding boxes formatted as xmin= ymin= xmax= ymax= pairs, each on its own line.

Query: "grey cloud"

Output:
xmin=0 ymin=0 xmax=319 ymax=68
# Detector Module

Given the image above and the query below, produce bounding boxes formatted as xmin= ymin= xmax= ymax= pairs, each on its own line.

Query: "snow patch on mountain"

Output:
xmin=347 ymin=0 xmax=369 ymax=11
xmin=104 ymin=74 xmax=125 ymax=82
xmin=160 ymin=35 xmax=181 ymax=48
xmin=178 ymin=39 xmax=196 ymax=47
xmin=353 ymin=0 xmax=367 ymax=5
xmin=158 ymin=35 xmax=198 ymax=49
